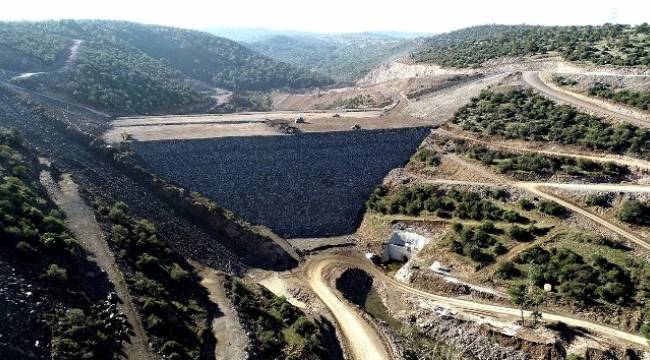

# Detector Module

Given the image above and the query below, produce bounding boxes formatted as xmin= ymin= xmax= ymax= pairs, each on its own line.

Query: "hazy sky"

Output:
xmin=2 ymin=0 xmax=649 ymax=33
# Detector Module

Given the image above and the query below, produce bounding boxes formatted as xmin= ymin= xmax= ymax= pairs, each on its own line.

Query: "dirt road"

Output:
xmin=306 ymin=255 xmax=649 ymax=349
xmin=427 ymin=179 xmax=650 ymax=194
xmin=517 ymin=183 xmax=650 ymax=251
xmin=524 ymin=182 xmax=650 ymax=193
xmin=304 ymin=258 xmax=393 ymax=360
xmin=40 ymin=171 xmax=155 ymax=360
xmin=197 ymin=266 xmax=249 ymax=360
xmin=435 ymin=127 xmax=650 ymax=171
xmin=523 ymin=71 xmax=650 ymax=129
xmin=421 ymin=166 xmax=650 ymax=251
xmin=11 ymin=39 xmax=83 ymax=81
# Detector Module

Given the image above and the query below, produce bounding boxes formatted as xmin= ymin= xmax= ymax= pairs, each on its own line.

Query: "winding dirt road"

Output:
xmin=523 ymin=71 xmax=650 ymax=129
xmin=305 ymin=255 xmax=649 ymax=350
xmin=305 ymin=258 xmax=393 ymax=360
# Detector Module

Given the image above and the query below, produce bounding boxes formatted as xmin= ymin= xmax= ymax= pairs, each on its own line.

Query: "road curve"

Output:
xmin=523 ymin=71 xmax=650 ymax=129
xmin=306 ymin=255 xmax=649 ymax=349
xmin=305 ymin=258 xmax=393 ymax=360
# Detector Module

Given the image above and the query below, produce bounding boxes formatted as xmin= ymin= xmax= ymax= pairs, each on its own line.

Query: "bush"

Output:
xmin=518 ymin=247 xmax=634 ymax=304
xmin=585 ymin=193 xmax=611 ymax=207
xmin=589 ymin=83 xmax=650 ymax=111
xmin=413 ymin=24 xmax=650 ymax=68
xmin=618 ymin=199 xmax=650 ymax=226
xmin=516 ymin=246 xmax=550 ymax=264
xmin=537 ymin=200 xmax=566 ymax=217
xmin=518 ymin=199 xmax=535 ymax=211
xmin=412 ymin=148 xmax=440 ymax=167
xmin=508 ymin=225 xmax=534 ymax=242
xmin=15 ymin=241 xmax=37 ymax=257
xmin=169 ymin=263 xmax=190 ymax=282
xmin=44 ymin=263 xmax=68 ymax=283
xmin=496 ymin=262 xmax=520 ymax=279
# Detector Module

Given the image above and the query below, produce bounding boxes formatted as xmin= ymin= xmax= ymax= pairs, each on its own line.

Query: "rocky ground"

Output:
xmin=131 ymin=127 xmax=431 ymax=238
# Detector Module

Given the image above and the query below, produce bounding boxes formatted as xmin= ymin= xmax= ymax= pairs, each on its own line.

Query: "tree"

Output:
xmin=526 ymin=287 xmax=546 ymax=326
xmin=507 ymin=285 xmax=528 ymax=326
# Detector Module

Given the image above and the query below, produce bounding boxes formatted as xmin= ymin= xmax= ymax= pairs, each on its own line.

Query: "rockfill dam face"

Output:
xmin=132 ymin=128 xmax=431 ymax=238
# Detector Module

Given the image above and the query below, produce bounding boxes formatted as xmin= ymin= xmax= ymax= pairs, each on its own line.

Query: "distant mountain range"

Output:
xmin=206 ymin=28 xmax=426 ymax=82
xmin=205 ymin=27 xmax=432 ymax=43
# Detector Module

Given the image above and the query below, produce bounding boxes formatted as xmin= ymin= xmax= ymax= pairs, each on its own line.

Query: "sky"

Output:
xmin=2 ymin=0 xmax=649 ymax=34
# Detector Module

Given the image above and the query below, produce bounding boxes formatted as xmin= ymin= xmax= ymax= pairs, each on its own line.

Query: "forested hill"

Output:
xmin=0 ymin=20 xmax=332 ymax=115
xmin=247 ymin=33 xmax=417 ymax=82
xmin=412 ymin=24 xmax=650 ymax=68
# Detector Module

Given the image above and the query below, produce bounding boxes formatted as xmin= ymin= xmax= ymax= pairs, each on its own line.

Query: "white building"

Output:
xmin=384 ymin=231 xmax=428 ymax=261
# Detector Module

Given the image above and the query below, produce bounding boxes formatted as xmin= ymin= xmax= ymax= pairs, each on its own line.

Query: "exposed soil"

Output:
xmin=196 ymin=266 xmax=249 ymax=360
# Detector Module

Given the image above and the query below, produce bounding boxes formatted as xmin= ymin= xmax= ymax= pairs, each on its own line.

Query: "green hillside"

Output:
xmin=0 ymin=20 xmax=332 ymax=114
xmin=248 ymin=33 xmax=416 ymax=82
xmin=413 ymin=24 xmax=650 ymax=68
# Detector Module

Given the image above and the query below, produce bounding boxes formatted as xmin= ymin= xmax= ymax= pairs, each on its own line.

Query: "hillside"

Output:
xmin=0 ymin=20 xmax=332 ymax=115
xmin=413 ymin=24 xmax=650 ymax=68
xmin=247 ymin=33 xmax=417 ymax=82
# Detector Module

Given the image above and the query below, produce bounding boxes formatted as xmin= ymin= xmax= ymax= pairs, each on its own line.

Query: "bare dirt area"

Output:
xmin=271 ymin=87 xmax=392 ymax=111
xmin=103 ymin=109 xmax=431 ymax=142
xmin=39 ymin=170 xmax=155 ymax=360
xmin=404 ymin=73 xmax=511 ymax=122
xmin=196 ymin=265 xmax=249 ymax=360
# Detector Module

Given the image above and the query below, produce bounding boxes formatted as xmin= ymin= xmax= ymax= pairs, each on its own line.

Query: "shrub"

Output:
xmin=44 ymin=263 xmax=68 ymax=283
xmin=618 ymin=199 xmax=650 ymax=226
xmin=452 ymin=90 xmax=650 ymax=160
xmin=585 ymin=193 xmax=611 ymax=207
xmin=518 ymin=199 xmax=535 ymax=211
xmin=42 ymin=215 xmax=66 ymax=233
xmin=15 ymin=241 xmax=37 ymax=257
xmin=508 ymin=225 xmax=534 ymax=242
xmin=412 ymin=148 xmax=440 ymax=167
xmin=516 ymin=246 xmax=550 ymax=264
xmin=496 ymin=262 xmax=520 ymax=279
xmin=537 ymin=200 xmax=566 ymax=217
xmin=169 ymin=263 xmax=190 ymax=283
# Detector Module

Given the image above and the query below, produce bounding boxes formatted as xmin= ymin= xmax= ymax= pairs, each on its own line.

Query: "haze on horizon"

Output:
xmin=2 ymin=0 xmax=649 ymax=34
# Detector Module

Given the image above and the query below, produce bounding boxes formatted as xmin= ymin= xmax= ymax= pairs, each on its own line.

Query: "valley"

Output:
xmin=1 ymin=18 xmax=650 ymax=360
